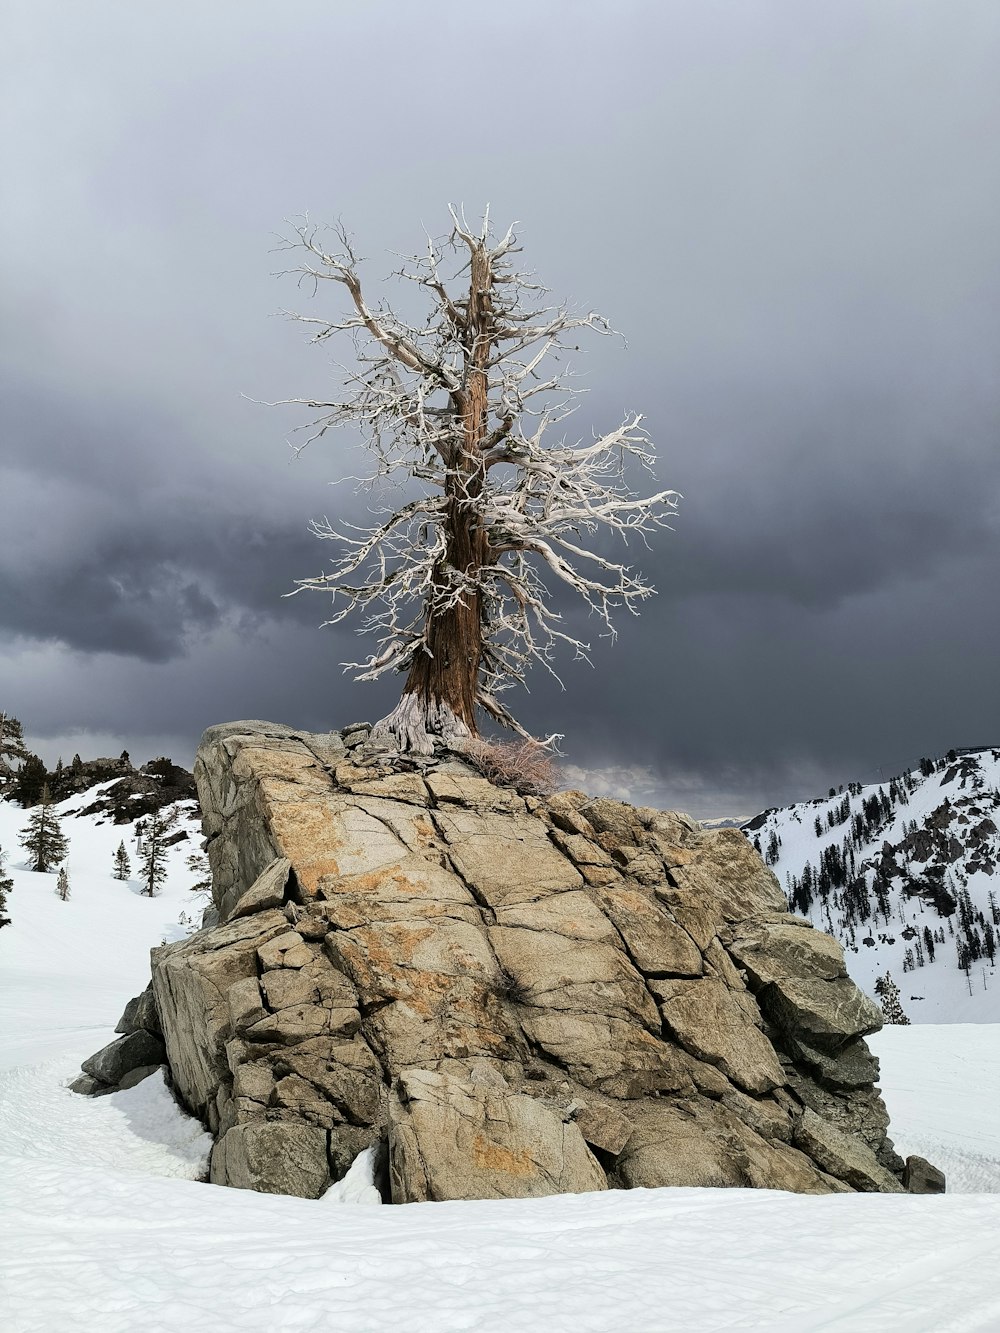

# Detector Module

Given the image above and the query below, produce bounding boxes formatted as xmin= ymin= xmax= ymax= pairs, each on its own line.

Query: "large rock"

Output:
xmin=151 ymin=909 xmax=290 ymax=1125
xmin=210 ymin=1122 xmax=330 ymax=1198
xmin=81 ymin=1029 xmax=165 ymax=1089
xmin=388 ymin=1065 xmax=607 ymax=1202
xmin=793 ymin=1109 xmax=904 ymax=1193
xmin=114 ymin=984 xmax=161 ymax=1037
xmin=726 ymin=919 xmax=883 ymax=1050
xmin=75 ymin=720 xmax=930 ymax=1202
xmin=651 ymin=976 xmax=785 ymax=1095
xmin=616 ymin=1098 xmax=848 ymax=1195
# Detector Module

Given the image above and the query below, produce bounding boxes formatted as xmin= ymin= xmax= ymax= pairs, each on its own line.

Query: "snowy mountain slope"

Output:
xmin=745 ymin=749 xmax=1000 ymax=1023
xmin=0 ymin=783 xmax=206 ymax=1068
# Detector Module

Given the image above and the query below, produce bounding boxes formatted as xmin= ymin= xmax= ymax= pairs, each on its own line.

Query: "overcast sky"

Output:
xmin=2 ymin=0 xmax=999 ymax=815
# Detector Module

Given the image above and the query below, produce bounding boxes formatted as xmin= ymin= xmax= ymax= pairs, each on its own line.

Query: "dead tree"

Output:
xmin=278 ymin=209 xmax=679 ymax=753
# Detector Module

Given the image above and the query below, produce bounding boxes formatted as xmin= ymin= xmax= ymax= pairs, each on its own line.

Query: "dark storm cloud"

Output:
xmin=2 ymin=0 xmax=999 ymax=813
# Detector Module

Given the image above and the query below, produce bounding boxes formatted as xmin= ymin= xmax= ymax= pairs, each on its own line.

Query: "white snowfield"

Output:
xmin=1 ymin=789 xmax=999 ymax=1332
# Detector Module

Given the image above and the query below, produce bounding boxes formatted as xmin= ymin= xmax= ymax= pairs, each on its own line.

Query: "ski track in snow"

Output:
xmin=2 ymin=788 xmax=1000 ymax=1330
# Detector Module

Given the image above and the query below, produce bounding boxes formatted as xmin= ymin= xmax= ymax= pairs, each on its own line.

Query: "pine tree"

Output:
xmin=137 ymin=807 xmax=178 ymax=897
xmin=0 ymin=711 xmax=30 ymax=770
xmin=0 ymin=844 xmax=13 ymax=926
xmin=185 ymin=852 xmax=212 ymax=893
xmin=13 ymin=753 xmax=47 ymax=807
xmin=112 ymin=841 xmax=132 ymax=881
xmin=18 ymin=786 xmax=69 ymax=872
xmin=874 ymin=973 xmax=910 ymax=1025
xmin=55 ymin=865 xmax=70 ymax=901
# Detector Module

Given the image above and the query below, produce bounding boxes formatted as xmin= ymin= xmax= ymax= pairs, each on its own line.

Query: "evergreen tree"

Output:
xmin=0 ymin=845 xmax=13 ymax=926
xmin=112 ymin=841 xmax=132 ymax=881
xmin=764 ymin=829 xmax=781 ymax=865
xmin=55 ymin=865 xmax=70 ymax=901
xmin=0 ymin=711 xmax=30 ymax=769
xmin=984 ymin=922 xmax=996 ymax=964
xmin=13 ymin=753 xmax=47 ymax=807
xmin=185 ymin=852 xmax=212 ymax=894
xmin=137 ymin=807 xmax=178 ymax=897
xmin=874 ymin=973 xmax=910 ymax=1025
xmin=923 ymin=924 xmax=936 ymax=962
xmin=18 ymin=786 xmax=69 ymax=872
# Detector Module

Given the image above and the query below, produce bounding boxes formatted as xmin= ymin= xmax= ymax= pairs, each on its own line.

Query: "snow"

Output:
xmin=0 ymin=783 xmax=206 ymax=1068
xmin=2 ymin=788 xmax=1000 ymax=1331
xmin=320 ymin=1143 xmax=383 ymax=1205
xmin=869 ymin=1025 xmax=1000 ymax=1194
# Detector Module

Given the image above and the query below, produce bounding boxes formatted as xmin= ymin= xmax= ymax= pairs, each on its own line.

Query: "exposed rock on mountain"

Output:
xmin=74 ymin=757 xmax=198 ymax=824
xmin=77 ymin=720 xmax=936 ymax=1202
xmin=746 ymin=747 xmax=1000 ymax=1022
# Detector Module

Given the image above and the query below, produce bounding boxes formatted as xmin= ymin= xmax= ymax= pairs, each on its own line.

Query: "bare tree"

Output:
xmin=277 ymin=209 xmax=679 ymax=753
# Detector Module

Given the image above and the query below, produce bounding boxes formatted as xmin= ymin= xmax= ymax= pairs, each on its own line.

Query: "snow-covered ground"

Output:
xmin=0 ymin=783 xmax=206 ymax=1069
xmin=2 ymin=790 xmax=999 ymax=1331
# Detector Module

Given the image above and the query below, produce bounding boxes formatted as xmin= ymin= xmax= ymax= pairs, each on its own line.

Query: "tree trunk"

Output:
xmin=373 ymin=242 xmax=494 ymax=754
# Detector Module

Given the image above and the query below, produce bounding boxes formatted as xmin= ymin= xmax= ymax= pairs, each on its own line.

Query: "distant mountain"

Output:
xmin=744 ymin=749 xmax=1000 ymax=1024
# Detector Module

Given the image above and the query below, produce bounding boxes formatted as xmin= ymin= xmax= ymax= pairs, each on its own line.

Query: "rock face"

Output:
xmin=70 ymin=983 xmax=166 ymax=1096
xmin=84 ymin=719 xmax=935 ymax=1201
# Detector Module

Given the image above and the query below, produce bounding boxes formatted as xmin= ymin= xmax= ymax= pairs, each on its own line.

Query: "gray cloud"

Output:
xmin=1 ymin=0 xmax=999 ymax=814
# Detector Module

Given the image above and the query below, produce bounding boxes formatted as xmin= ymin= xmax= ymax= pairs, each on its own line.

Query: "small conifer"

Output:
xmin=18 ymin=786 xmax=69 ymax=872
xmin=0 ymin=845 xmax=13 ymax=925
xmin=113 ymin=841 xmax=132 ymax=881
xmin=137 ymin=807 xmax=179 ymax=897
xmin=873 ymin=972 xmax=910 ymax=1025
xmin=55 ymin=865 xmax=70 ymax=901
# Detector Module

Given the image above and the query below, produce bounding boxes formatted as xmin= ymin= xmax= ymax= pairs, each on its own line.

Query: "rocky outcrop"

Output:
xmin=78 ymin=719 xmax=938 ymax=1201
xmin=70 ymin=983 xmax=166 ymax=1096
xmin=72 ymin=757 xmax=198 ymax=825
